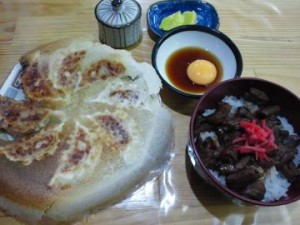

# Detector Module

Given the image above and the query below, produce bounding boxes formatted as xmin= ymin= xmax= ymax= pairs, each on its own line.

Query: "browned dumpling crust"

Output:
xmin=0 ymin=36 xmax=173 ymax=223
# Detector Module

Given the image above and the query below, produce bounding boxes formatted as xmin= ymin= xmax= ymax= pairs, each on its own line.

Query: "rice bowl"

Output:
xmin=189 ymin=77 xmax=300 ymax=206
xmin=201 ymin=95 xmax=300 ymax=202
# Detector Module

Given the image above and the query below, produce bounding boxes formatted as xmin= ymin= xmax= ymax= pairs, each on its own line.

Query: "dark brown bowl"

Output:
xmin=189 ymin=77 xmax=300 ymax=206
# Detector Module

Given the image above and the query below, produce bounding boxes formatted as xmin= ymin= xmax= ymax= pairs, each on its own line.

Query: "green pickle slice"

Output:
xmin=182 ymin=11 xmax=197 ymax=25
xmin=159 ymin=11 xmax=184 ymax=31
xmin=159 ymin=11 xmax=197 ymax=31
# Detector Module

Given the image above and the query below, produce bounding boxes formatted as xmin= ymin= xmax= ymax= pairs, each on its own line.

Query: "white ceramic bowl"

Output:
xmin=152 ymin=25 xmax=243 ymax=98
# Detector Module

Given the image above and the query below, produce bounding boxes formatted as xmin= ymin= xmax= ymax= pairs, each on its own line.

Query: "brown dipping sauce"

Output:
xmin=166 ymin=47 xmax=223 ymax=94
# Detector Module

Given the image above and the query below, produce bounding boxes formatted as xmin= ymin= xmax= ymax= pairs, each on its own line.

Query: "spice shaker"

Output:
xmin=94 ymin=0 xmax=142 ymax=49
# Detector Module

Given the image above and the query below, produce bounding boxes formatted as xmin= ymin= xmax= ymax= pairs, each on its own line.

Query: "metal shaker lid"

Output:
xmin=95 ymin=0 xmax=142 ymax=28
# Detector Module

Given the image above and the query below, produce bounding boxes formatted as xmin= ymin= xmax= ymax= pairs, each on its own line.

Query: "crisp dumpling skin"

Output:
xmin=0 ymin=96 xmax=49 ymax=136
xmin=0 ymin=36 xmax=173 ymax=223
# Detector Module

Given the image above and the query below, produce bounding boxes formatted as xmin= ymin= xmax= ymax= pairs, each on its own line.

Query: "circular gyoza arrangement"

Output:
xmin=0 ymin=36 xmax=173 ymax=223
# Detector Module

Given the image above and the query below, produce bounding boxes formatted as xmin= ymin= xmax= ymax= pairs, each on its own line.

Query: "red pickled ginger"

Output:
xmin=232 ymin=120 xmax=277 ymax=161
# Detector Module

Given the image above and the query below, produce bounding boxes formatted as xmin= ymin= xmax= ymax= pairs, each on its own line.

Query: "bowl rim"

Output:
xmin=151 ymin=25 xmax=243 ymax=98
xmin=147 ymin=0 xmax=220 ymax=37
xmin=189 ymin=77 xmax=300 ymax=206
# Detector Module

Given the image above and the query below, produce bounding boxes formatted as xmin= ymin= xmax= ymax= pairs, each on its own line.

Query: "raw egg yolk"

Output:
xmin=187 ymin=59 xmax=217 ymax=85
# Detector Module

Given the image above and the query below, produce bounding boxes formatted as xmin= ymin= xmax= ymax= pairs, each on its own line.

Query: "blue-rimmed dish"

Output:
xmin=147 ymin=0 xmax=220 ymax=38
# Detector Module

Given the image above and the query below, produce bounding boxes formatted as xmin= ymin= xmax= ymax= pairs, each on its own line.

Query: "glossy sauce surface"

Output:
xmin=165 ymin=47 xmax=223 ymax=94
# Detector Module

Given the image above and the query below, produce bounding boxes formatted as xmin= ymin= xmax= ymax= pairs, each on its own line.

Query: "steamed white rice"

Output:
xmin=199 ymin=131 xmax=217 ymax=142
xmin=277 ymin=116 xmax=296 ymax=135
xmin=222 ymin=95 xmax=260 ymax=115
xmin=202 ymin=109 xmax=216 ymax=117
xmin=263 ymin=167 xmax=291 ymax=202
xmin=293 ymin=145 xmax=300 ymax=167
xmin=202 ymin=95 xmax=299 ymax=202
xmin=209 ymin=169 xmax=226 ymax=186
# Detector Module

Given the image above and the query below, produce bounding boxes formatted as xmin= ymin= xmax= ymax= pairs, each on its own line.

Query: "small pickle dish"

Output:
xmin=147 ymin=0 xmax=220 ymax=38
